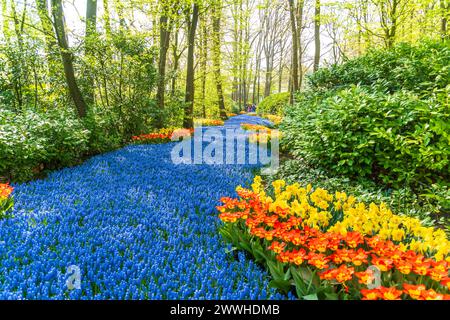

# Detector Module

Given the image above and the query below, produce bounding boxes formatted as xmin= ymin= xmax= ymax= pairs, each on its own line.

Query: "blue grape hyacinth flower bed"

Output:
xmin=0 ymin=115 xmax=290 ymax=299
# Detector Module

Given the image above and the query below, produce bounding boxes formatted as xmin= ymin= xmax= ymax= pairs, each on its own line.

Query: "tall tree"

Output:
xmin=155 ymin=8 xmax=172 ymax=127
xmin=199 ymin=13 xmax=208 ymax=117
xmin=441 ymin=0 xmax=448 ymax=40
xmin=211 ymin=0 xmax=227 ymax=120
xmin=296 ymin=0 xmax=305 ymax=87
xmin=252 ymin=32 xmax=262 ymax=104
xmin=84 ymin=0 xmax=97 ymax=105
xmin=183 ymin=2 xmax=199 ymax=128
xmin=51 ymin=0 xmax=88 ymax=118
xmin=313 ymin=0 xmax=320 ymax=71
xmin=103 ymin=0 xmax=112 ymax=39
xmin=288 ymin=0 xmax=299 ymax=95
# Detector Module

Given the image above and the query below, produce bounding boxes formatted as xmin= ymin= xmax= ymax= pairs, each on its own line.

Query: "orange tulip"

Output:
xmin=413 ymin=262 xmax=431 ymax=276
xmin=421 ymin=289 xmax=445 ymax=300
xmin=351 ymin=248 xmax=368 ymax=266
xmin=289 ymin=248 xmax=307 ymax=266
xmin=345 ymin=231 xmax=363 ymax=248
xmin=395 ymin=261 xmax=413 ymax=275
xmin=360 ymin=289 xmax=380 ymax=300
xmin=307 ymin=253 xmax=330 ymax=270
xmin=268 ymin=241 xmax=286 ymax=254
xmin=334 ymin=265 xmax=355 ymax=283
xmin=378 ymin=286 xmax=403 ymax=300
xmin=371 ymin=255 xmax=394 ymax=272
xmin=440 ymin=277 xmax=450 ymax=290
xmin=355 ymin=269 xmax=375 ymax=285
xmin=403 ymin=283 xmax=426 ymax=300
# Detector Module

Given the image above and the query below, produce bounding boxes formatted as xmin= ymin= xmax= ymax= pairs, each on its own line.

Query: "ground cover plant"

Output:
xmin=0 ymin=115 xmax=289 ymax=299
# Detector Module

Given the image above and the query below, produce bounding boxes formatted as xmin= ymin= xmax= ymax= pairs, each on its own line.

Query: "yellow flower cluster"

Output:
xmin=263 ymin=114 xmax=282 ymax=125
xmin=156 ymin=127 xmax=178 ymax=135
xmin=240 ymin=123 xmax=271 ymax=131
xmin=250 ymin=176 xmax=450 ymax=261
xmin=248 ymin=131 xmax=281 ymax=144
xmin=329 ymin=202 xmax=450 ymax=261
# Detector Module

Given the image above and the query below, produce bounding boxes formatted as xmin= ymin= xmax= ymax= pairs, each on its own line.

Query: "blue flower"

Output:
xmin=0 ymin=115 xmax=285 ymax=300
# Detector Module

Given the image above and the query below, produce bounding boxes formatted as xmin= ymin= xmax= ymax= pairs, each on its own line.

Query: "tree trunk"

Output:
xmin=313 ymin=0 xmax=320 ymax=72
xmin=441 ymin=0 xmax=448 ymax=40
xmin=51 ymin=0 xmax=88 ymax=118
xmin=183 ymin=3 xmax=199 ymax=128
xmin=264 ymin=56 xmax=272 ymax=97
xmin=85 ymin=0 xmax=97 ymax=39
xmin=297 ymin=0 xmax=304 ymax=88
xmin=84 ymin=0 xmax=97 ymax=106
xmin=155 ymin=15 xmax=171 ymax=127
xmin=103 ymin=0 xmax=112 ymax=39
xmin=288 ymin=0 xmax=299 ymax=96
xmin=200 ymin=16 xmax=208 ymax=118
xmin=171 ymin=29 xmax=179 ymax=95
xmin=211 ymin=0 xmax=227 ymax=120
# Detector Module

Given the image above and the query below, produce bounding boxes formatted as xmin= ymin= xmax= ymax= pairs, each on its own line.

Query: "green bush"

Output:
xmin=257 ymin=92 xmax=290 ymax=115
xmin=0 ymin=108 xmax=90 ymax=181
xmin=283 ymin=85 xmax=449 ymax=187
xmin=308 ymin=40 xmax=450 ymax=93
xmin=280 ymin=40 xmax=450 ymax=221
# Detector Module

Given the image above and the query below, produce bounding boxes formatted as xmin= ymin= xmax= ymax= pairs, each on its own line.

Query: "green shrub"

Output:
xmin=280 ymin=41 xmax=450 ymax=221
xmin=0 ymin=108 xmax=90 ymax=181
xmin=257 ymin=92 xmax=290 ymax=115
xmin=307 ymin=40 xmax=450 ymax=93
xmin=282 ymin=85 xmax=449 ymax=187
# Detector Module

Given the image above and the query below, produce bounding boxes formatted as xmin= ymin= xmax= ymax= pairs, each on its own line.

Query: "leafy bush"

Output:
xmin=258 ymin=92 xmax=290 ymax=115
xmin=0 ymin=108 xmax=89 ymax=181
xmin=308 ymin=41 xmax=450 ymax=93
xmin=282 ymin=85 xmax=449 ymax=187
xmin=281 ymin=41 xmax=449 ymax=220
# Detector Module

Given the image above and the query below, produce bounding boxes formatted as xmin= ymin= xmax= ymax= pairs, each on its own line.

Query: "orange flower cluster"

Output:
xmin=362 ymin=284 xmax=449 ymax=300
xmin=195 ymin=119 xmax=225 ymax=126
xmin=0 ymin=183 xmax=13 ymax=199
xmin=131 ymin=128 xmax=193 ymax=143
xmin=217 ymin=186 xmax=450 ymax=300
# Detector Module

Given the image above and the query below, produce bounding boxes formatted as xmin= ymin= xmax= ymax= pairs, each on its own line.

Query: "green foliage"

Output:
xmin=308 ymin=41 xmax=450 ymax=93
xmin=0 ymin=108 xmax=90 ymax=181
xmin=0 ymin=31 xmax=159 ymax=182
xmin=84 ymin=33 xmax=158 ymax=137
xmin=280 ymin=40 xmax=450 ymax=221
xmin=257 ymin=92 xmax=290 ymax=115
xmin=283 ymin=85 xmax=449 ymax=187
